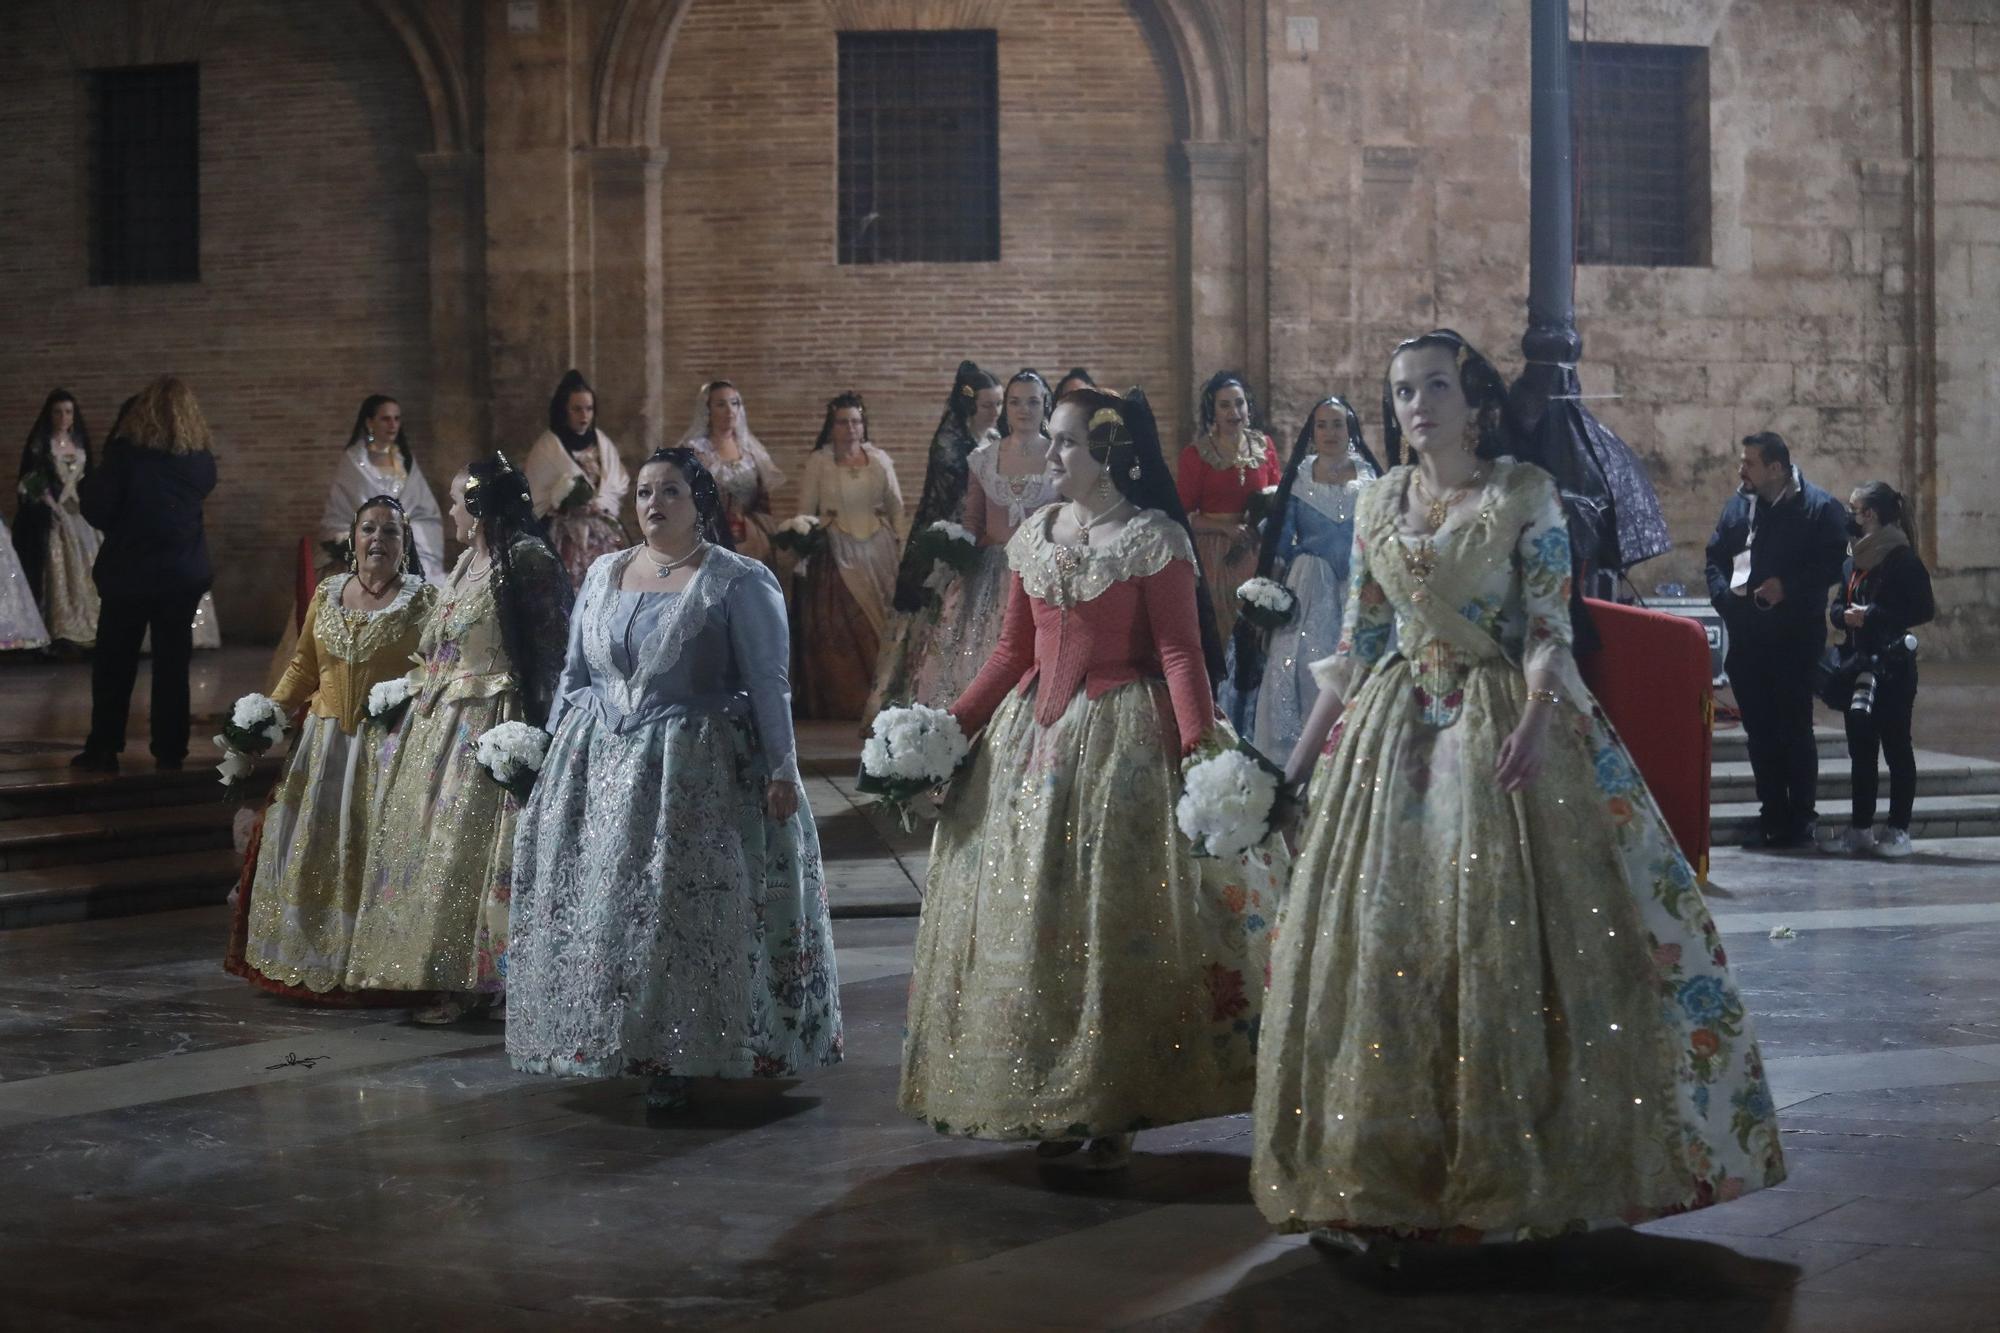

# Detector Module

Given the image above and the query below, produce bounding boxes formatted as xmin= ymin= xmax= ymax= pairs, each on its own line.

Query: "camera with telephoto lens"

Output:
xmin=1849 ymin=633 xmax=1919 ymax=717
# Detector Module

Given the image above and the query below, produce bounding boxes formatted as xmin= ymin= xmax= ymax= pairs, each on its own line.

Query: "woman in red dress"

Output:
xmin=1177 ymin=371 xmax=1281 ymax=639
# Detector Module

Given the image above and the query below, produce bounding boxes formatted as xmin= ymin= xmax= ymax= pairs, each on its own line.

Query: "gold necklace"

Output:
xmin=1412 ymin=468 xmax=1483 ymax=531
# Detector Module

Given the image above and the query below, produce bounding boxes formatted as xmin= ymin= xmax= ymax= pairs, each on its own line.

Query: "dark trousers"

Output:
xmin=86 ymin=588 xmax=205 ymax=763
xmin=1728 ymin=639 xmax=1821 ymax=836
xmin=1845 ymin=672 xmax=1918 ymax=830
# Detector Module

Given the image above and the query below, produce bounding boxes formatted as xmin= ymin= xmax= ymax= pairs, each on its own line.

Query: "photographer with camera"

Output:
xmin=1705 ymin=432 xmax=1851 ymax=849
xmin=1824 ymin=482 xmax=1934 ymax=857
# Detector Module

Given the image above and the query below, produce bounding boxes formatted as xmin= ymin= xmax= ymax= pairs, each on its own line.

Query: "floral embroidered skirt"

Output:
xmin=346 ymin=691 xmax=521 ymax=993
xmin=229 ymin=714 xmax=392 ymax=996
xmin=42 ymin=507 xmax=100 ymax=646
xmin=909 ymin=544 xmax=1012 ymax=710
xmin=797 ymin=531 xmax=896 ymax=722
xmin=1253 ymin=654 xmax=1786 ymax=1239
xmin=901 ymin=679 xmax=1286 ymax=1142
xmin=1193 ymin=523 xmax=1257 ymax=640
xmin=506 ymin=706 xmax=843 ymax=1080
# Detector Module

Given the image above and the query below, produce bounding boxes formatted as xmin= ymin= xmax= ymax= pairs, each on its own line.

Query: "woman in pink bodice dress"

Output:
xmin=1178 ymin=371 xmax=1281 ymax=639
xmin=899 ymin=386 xmax=1287 ymax=1173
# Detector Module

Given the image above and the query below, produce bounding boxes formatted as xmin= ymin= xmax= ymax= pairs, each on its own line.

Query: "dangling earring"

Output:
xmin=1461 ymin=417 xmax=1479 ymax=455
xmin=345 ymin=543 xmax=357 ymax=572
xmin=1127 ymin=460 xmax=1142 ymax=480
xmin=365 ymin=431 xmax=376 ymax=446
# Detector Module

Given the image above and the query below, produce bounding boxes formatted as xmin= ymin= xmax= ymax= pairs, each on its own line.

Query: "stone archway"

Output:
xmin=590 ymin=0 xmax=1256 ymax=427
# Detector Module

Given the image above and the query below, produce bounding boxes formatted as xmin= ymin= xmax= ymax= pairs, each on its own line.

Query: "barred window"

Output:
xmin=89 ymin=64 xmax=200 ymax=285
xmin=1573 ymin=42 xmax=1710 ymax=267
xmin=837 ymin=31 xmax=999 ymax=265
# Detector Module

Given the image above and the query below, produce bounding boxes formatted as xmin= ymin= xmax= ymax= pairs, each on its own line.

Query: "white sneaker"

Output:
xmin=1874 ymin=828 xmax=1914 ymax=858
xmin=1834 ymin=826 xmax=1874 ymax=856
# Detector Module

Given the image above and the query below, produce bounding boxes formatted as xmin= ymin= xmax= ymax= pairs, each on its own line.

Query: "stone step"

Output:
xmin=0 ymin=753 xmax=278 ymax=819
xmin=1711 ymin=793 xmax=2000 ymax=846
xmin=1709 ymin=725 xmax=1849 ymax=763
xmin=0 ymin=847 xmax=241 ymax=930
xmin=1711 ymin=751 xmax=2000 ymax=804
xmin=0 ymin=802 xmax=240 ymax=871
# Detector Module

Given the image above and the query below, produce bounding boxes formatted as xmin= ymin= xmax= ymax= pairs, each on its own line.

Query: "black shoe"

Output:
xmin=69 ymin=751 xmax=118 ymax=774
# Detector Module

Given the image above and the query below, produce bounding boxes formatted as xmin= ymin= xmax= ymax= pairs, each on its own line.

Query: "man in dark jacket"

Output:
xmin=1704 ymin=431 xmax=1850 ymax=848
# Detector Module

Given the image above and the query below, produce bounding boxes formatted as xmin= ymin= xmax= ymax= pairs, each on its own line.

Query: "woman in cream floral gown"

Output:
xmin=901 ymin=387 xmax=1286 ymax=1171
xmin=346 ymin=455 xmax=571 ymax=1020
xmin=1254 ymin=331 xmax=1784 ymax=1247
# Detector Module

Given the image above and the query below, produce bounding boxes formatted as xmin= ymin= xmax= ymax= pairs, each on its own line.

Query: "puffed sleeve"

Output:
xmin=1176 ymin=445 xmax=1206 ymax=514
xmin=1307 ymin=518 xmax=1393 ymax=707
xmin=543 ymin=565 xmax=594 ymax=738
xmin=800 ymin=450 xmax=825 ymax=518
xmin=1139 ymin=556 xmax=1214 ymax=756
xmin=271 ymin=585 xmax=326 ymax=715
xmin=878 ymin=451 xmax=906 ymax=534
xmin=1514 ymin=474 xmax=1592 ymax=711
xmin=726 ymin=562 xmax=802 ymax=785
xmin=948 ymin=572 xmax=1035 ymax=738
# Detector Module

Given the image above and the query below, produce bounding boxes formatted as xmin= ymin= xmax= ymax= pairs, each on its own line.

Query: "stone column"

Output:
xmin=586 ymin=146 xmax=669 ymax=456
xmin=481 ymin=0 xmax=582 ymax=449
xmin=1179 ymin=140 xmax=1250 ymax=399
xmin=418 ymin=150 xmax=488 ymax=471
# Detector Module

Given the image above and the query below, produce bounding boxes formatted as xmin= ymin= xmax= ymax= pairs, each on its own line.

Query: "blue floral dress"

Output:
xmin=1253 ymin=459 xmax=1784 ymax=1239
xmin=506 ymin=546 xmax=841 ymax=1080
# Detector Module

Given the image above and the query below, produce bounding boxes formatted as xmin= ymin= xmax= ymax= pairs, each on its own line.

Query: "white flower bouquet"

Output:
xmin=1236 ymin=576 xmax=1297 ymax=631
xmin=213 ymin=692 xmax=288 ymax=793
xmin=474 ymin=720 xmax=552 ymax=802
xmin=858 ymin=703 xmax=969 ymax=830
xmin=1176 ymin=741 xmax=1296 ymax=859
xmin=771 ymin=514 xmax=829 ymax=559
xmin=367 ymin=676 xmax=415 ymax=723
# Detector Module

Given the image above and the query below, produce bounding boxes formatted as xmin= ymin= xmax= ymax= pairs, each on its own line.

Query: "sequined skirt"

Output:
xmin=901 ymin=679 xmax=1285 ymax=1142
xmin=346 ymin=691 xmax=522 ymax=993
xmin=908 ymin=544 xmax=1010 ymax=709
xmin=42 ymin=507 xmax=99 ymax=646
xmin=1252 ymin=653 xmax=1786 ymax=1238
xmin=235 ymin=715 xmax=389 ymax=994
xmin=1249 ymin=551 xmax=1345 ymax=761
xmin=506 ymin=705 xmax=843 ymax=1080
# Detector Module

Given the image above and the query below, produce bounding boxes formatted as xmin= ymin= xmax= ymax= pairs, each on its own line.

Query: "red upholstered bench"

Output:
xmin=1577 ymin=597 xmax=1713 ymax=879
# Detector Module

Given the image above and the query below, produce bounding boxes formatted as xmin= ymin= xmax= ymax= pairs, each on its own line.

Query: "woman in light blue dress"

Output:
xmin=506 ymin=447 xmax=841 ymax=1110
xmin=1221 ymin=395 xmax=1380 ymax=760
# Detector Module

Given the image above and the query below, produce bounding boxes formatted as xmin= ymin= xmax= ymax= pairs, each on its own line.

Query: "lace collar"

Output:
xmin=580 ymin=545 xmax=757 ymax=717
xmin=1009 ymin=506 xmax=1195 ymax=608
xmin=315 ymin=573 xmax=427 ymax=662
xmin=969 ymin=434 xmax=1057 ymax=526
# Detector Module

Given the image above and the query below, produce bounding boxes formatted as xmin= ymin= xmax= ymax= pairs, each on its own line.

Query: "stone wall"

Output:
xmin=0 ymin=0 xmax=434 ymax=636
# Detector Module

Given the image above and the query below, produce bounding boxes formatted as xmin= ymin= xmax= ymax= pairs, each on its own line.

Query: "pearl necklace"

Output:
xmin=644 ymin=539 xmax=708 ymax=578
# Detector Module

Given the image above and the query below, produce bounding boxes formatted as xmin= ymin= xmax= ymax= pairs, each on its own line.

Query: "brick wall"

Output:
xmin=0 ymin=0 xmax=432 ymax=638
xmin=655 ymin=0 xmax=1183 ymax=517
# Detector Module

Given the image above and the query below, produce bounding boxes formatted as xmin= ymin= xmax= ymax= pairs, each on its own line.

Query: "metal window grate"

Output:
xmin=89 ymin=63 xmax=200 ymax=285
xmin=1573 ymin=42 xmax=1710 ymax=268
xmin=837 ymin=31 xmax=999 ymax=266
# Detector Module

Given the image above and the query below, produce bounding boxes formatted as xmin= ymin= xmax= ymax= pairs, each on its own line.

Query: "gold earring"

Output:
xmin=1462 ymin=417 xmax=1479 ymax=455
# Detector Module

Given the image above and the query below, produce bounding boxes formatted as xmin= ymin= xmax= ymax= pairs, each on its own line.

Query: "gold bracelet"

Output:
xmin=1526 ymin=688 xmax=1561 ymax=707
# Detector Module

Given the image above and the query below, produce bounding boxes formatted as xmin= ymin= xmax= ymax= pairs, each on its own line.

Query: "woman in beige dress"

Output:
xmin=794 ymin=391 xmax=903 ymax=719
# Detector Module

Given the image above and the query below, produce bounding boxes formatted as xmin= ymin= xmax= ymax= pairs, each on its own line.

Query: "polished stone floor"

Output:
xmin=2 ymin=652 xmax=1999 ymax=1330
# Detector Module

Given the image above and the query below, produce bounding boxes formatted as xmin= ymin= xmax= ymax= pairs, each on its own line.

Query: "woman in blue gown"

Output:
xmin=1221 ymin=395 xmax=1380 ymax=760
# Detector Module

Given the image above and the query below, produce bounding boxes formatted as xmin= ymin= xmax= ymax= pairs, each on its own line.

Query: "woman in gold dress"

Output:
xmin=794 ymin=391 xmax=904 ymax=719
xmin=1253 ymin=330 xmax=1785 ymax=1252
xmin=346 ymin=455 xmax=572 ymax=1021
xmin=900 ymin=387 xmax=1286 ymax=1172
xmin=226 ymin=497 xmax=438 ymax=999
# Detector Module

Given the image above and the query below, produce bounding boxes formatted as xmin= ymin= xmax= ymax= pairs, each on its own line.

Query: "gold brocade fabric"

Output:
xmin=271 ymin=576 xmax=437 ymax=730
xmin=1253 ymin=462 xmax=1785 ymax=1238
xmin=900 ymin=680 xmax=1286 ymax=1141
xmin=345 ymin=546 xmax=567 ymax=993
xmin=238 ymin=577 xmax=437 ymax=993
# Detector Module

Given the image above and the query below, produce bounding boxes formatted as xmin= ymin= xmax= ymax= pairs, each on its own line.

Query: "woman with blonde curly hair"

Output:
xmin=74 ymin=376 xmax=217 ymax=772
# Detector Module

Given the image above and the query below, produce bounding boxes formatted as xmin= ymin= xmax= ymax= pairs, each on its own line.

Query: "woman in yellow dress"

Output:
xmin=1253 ymin=330 xmax=1785 ymax=1253
xmin=346 ymin=455 xmax=572 ymax=1021
xmin=225 ymin=496 xmax=437 ymax=1000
